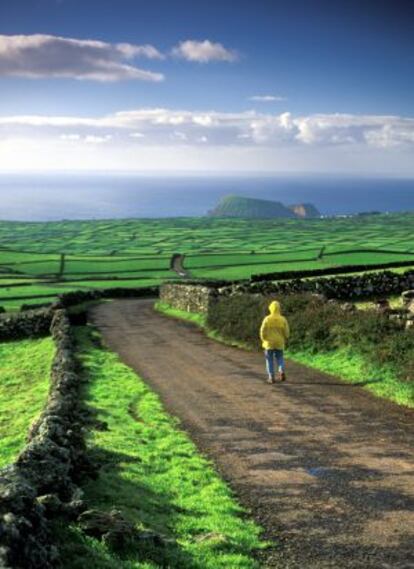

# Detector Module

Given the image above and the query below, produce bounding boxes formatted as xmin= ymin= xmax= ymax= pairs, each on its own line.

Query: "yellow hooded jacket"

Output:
xmin=260 ymin=300 xmax=290 ymax=350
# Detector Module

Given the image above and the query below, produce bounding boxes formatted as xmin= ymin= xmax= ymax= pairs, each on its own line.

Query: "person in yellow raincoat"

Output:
xmin=260 ymin=300 xmax=290 ymax=384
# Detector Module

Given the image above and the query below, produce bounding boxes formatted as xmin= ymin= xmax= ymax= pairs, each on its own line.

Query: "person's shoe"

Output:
xmin=267 ymin=376 xmax=276 ymax=384
xmin=278 ymin=371 xmax=286 ymax=382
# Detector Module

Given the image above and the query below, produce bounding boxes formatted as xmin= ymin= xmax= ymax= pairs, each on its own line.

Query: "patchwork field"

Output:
xmin=0 ymin=213 xmax=413 ymax=309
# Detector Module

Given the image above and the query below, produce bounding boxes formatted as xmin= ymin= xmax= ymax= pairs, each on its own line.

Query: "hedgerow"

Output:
xmin=207 ymin=293 xmax=414 ymax=384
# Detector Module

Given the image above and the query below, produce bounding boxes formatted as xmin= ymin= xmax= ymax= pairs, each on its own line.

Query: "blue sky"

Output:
xmin=0 ymin=0 xmax=413 ymax=174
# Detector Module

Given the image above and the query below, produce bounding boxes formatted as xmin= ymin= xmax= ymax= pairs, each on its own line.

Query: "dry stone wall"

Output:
xmin=53 ymin=285 xmax=157 ymax=309
xmin=224 ymin=269 xmax=414 ymax=301
xmin=160 ymin=269 xmax=414 ymax=311
xmin=0 ymin=308 xmax=53 ymax=341
xmin=0 ymin=286 xmax=159 ymax=567
xmin=0 ymin=310 xmax=92 ymax=569
xmin=160 ymin=283 xmax=219 ymax=313
xmin=0 ymin=286 xmax=157 ymax=342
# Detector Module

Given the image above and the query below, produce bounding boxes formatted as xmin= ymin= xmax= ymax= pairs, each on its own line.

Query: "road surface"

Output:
xmin=90 ymin=298 xmax=414 ymax=569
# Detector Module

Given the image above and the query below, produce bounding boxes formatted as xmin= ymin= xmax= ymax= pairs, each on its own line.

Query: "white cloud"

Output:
xmin=84 ymin=134 xmax=112 ymax=144
xmin=59 ymin=133 xmax=112 ymax=144
xmin=249 ymin=95 xmax=286 ymax=102
xmin=363 ymin=123 xmax=414 ymax=148
xmin=171 ymin=39 xmax=238 ymax=62
xmin=0 ymin=34 xmax=164 ymax=81
xmin=1 ymin=109 xmax=414 ymax=150
xmin=192 ymin=114 xmax=215 ymax=127
xmin=290 ymin=113 xmax=414 ymax=147
xmin=116 ymin=43 xmax=164 ymax=60
xmin=2 ymin=107 xmax=414 ymax=176
xmin=171 ymin=131 xmax=188 ymax=141
xmin=0 ymin=134 xmax=413 ymax=175
xmin=60 ymin=133 xmax=111 ymax=143
xmin=60 ymin=133 xmax=81 ymax=141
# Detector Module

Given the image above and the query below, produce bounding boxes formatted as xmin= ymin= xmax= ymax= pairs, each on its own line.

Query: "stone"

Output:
xmin=401 ymin=289 xmax=414 ymax=306
xmin=160 ymin=283 xmax=219 ymax=313
xmin=36 ymin=495 xmax=63 ymax=516
xmin=78 ymin=508 xmax=171 ymax=554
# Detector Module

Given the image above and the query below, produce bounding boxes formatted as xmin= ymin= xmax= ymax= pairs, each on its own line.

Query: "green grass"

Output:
xmin=155 ymin=302 xmax=413 ymax=408
xmin=288 ymin=348 xmax=414 ymax=408
xmin=0 ymin=337 xmax=54 ymax=467
xmin=55 ymin=327 xmax=266 ymax=568
xmin=1 ymin=212 xmax=414 ymax=309
xmin=154 ymin=301 xmax=207 ymax=328
xmin=1 ymin=214 xmax=414 ymax=257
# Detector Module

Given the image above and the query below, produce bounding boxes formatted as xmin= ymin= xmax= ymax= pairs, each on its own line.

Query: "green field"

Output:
xmin=0 ymin=213 xmax=413 ymax=309
xmin=0 ymin=337 xmax=55 ymax=467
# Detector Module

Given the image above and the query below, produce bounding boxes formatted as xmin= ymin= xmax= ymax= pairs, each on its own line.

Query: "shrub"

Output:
xmin=207 ymin=293 xmax=413 ymax=383
xmin=207 ymin=293 xmax=264 ymax=346
xmin=280 ymin=295 xmax=350 ymax=353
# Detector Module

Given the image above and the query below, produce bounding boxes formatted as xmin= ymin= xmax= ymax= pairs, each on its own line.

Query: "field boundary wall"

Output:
xmin=0 ymin=310 xmax=93 ymax=568
xmin=160 ymin=268 xmax=414 ymax=311
xmin=240 ymin=269 xmax=414 ymax=300
xmin=160 ymin=283 xmax=220 ymax=313
xmin=0 ymin=308 xmax=53 ymax=341
xmin=0 ymin=286 xmax=158 ymax=339
xmin=251 ymin=260 xmax=414 ymax=282
xmin=0 ymin=285 xmax=159 ymax=567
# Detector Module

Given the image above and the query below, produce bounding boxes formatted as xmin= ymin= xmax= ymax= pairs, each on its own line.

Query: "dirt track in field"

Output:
xmin=90 ymin=298 xmax=414 ymax=569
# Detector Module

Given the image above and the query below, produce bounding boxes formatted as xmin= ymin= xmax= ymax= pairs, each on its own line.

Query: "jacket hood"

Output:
xmin=269 ymin=300 xmax=280 ymax=315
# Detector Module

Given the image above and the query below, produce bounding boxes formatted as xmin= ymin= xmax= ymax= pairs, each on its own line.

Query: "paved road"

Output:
xmin=90 ymin=299 xmax=414 ymax=569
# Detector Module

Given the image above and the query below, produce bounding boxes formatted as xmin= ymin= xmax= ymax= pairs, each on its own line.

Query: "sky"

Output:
xmin=0 ymin=0 xmax=413 ymax=175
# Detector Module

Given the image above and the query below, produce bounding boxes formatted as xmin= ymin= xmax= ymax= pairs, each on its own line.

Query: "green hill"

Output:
xmin=208 ymin=195 xmax=320 ymax=218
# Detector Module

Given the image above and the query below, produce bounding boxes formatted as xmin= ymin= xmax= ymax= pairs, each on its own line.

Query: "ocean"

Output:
xmin=0 ymin=173 xmax=414 ymax=221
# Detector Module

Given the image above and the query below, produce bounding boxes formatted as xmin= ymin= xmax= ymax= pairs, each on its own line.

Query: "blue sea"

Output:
xmin=0 ymin=173 xmax=414 ymax=221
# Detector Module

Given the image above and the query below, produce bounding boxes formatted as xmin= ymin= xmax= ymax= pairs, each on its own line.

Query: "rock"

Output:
xmin=340 ymin=302 xmax=357 ymax=313
xmin=36 ymin=494 xmax=63 ymax=516
xmin=78 ymin=508 xmax=170 ymax=553
xmin=401 ymin=289 xmax=414 ymax=306
xmin=62 ymin=499 xmax=87 ymax=521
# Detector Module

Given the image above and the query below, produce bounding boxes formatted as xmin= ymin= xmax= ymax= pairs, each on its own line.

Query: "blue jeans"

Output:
xmin=264 ymin=349 xmax=285 ymax=378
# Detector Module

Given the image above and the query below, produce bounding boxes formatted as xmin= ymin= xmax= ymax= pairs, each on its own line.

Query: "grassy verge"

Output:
xmin=155 ymin=302 xmax=413 ymax=408
xmin=154 ymin=301 xmax=206 ymax=328
xmin=55 ymin=326 xmax=266 ymax=569
xmin=154 ymin=301 xmax=252 ymax=351
xmin=0 ymin=337 xmax=55 ymax=467
xmin=289 ymin=348 xmax=413 ymax=407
